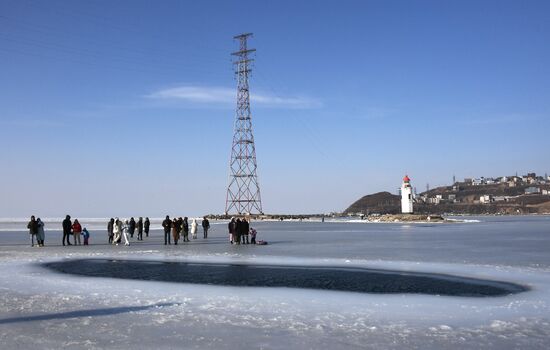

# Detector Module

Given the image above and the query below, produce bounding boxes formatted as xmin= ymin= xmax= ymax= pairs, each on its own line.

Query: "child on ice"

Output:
xmin=250 ymin=227 xmax=257 ymax=244
xmin=82 ymin=228 xmax=90 ymax=245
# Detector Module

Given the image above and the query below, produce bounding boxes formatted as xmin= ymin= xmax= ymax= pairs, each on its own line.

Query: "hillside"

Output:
xmin=345 ymin=179 xmax=550 ymax=215
xmin=344 ymin=191 xmax=400 ymax=214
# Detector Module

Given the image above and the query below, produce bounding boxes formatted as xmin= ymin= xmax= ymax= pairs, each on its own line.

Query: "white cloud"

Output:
xmin=147 ymin=85 xmax=322 ymax=109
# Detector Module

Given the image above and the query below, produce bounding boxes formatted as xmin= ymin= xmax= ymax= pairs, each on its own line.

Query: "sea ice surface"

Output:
xmin=1 ymin=215 xmax=549 ymax=349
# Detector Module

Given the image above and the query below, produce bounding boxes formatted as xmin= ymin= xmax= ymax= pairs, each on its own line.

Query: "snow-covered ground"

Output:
xmin=1 ymin=216 xmax=550 ymax=349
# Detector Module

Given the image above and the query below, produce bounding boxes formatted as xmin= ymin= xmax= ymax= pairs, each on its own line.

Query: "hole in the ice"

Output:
xmin=42 ymin=259 xmax=528 ymax=297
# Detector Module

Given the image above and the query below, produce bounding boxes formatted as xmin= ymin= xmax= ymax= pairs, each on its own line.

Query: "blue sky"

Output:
xmin=0 ymin=0 xmax=549 ymax=217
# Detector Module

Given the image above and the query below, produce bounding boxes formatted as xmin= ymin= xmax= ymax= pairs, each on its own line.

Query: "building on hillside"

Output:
xmin=480 ymin=195 xmax=493 ymax=204
xmin=472 ymin=178 xmax=483 ymax=186
xmin=525 ymin=187 xmax=541 ymax=195
xmin=401 ymin=175 xmax=413 ymax=214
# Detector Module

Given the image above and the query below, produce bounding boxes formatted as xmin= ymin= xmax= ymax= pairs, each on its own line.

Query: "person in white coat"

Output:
xmin=113 ymin=218 xmax=122 ymax=245
xmin=191 ymin=218 xmax=198 ymax=239
xmin=122 ymin=219 xmax=130 ymax=246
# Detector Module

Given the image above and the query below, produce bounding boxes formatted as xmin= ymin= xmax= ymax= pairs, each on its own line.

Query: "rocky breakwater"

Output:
xmin=368 ymin=214 xmax=446 ymax=223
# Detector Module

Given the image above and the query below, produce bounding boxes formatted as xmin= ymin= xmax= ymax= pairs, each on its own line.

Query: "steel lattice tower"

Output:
xmin=225 ymin=33 xmax=263 ymax=215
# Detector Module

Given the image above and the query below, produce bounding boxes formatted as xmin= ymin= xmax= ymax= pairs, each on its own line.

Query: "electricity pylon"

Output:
xmin=225 ymin=33 xmax=263 ymax=215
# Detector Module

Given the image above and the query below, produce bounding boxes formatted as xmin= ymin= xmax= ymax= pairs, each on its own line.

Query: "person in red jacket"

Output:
xmin=72 ymin=219 xmax=82 ymax=245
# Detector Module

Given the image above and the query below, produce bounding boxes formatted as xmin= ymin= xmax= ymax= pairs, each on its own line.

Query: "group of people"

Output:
xmin=228 ymin=217 xmax=257 ymax=244
xmin=26 ymin=215 xmax=263 ymax=247
xmin=26 ymin=216 xmax=46 ymax=247
xmin=161 ymin=216 xmax=210 ymax=245
xmin=27 ymin=215 xmax=91 ymax=247
xmin=62 ymin=215 xmax=90 ymax=246
xmin=107 ymin=217 xmax=150 ymax=246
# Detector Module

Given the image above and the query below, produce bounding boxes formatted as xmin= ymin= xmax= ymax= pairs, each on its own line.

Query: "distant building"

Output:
xmin=525 ymin=187 xmax=541 ymax=195
xmin=401 ymin=175 xmax=413 ymax=214
xmin=472 ymin=178 xmax=483 ymax=186
xmin=480 ymin=195 xmax=493 ymax=204
xmin=542 ymin=189 xmax=549 ymax=196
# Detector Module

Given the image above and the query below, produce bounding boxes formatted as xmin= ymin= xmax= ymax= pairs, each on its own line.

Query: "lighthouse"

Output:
xmin=401 ymin=175 xmax=414 ymax=214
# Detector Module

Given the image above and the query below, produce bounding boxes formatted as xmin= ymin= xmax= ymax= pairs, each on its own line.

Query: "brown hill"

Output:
xmin=344 ymin=191 xmax=400 ymax=214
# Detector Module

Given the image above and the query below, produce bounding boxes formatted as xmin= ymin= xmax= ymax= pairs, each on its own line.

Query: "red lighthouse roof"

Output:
xmin=403 ymin=175 xmax=411 ymax=182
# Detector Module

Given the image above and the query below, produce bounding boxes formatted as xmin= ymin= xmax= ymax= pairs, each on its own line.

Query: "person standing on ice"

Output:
xmin=129 ymin=217 xmax=136 ymax=238
xmin=182 ymin=217 xmax=190 ymax=242
xmin=72 ymin=219 xmax=82 ymax=245
xmin=36 ymin=218 xmax=45 ymax=247
xmin=171 ymin=217 xmax=180 ymax=245
xmin=241 ymin=218 xmax=250 ymax=244
xmin=137 ymin=217 xmax=144 ymax=241
xmin=144 ymin=217 xmax=150 ymax=237
xmin=107 ymin=218 xmax=114 ymax=244
xmin=82 ymin=227 xmax=90 ymax=245
xmin=112 ymin=218 xmax=122 ymax=244
xmin=202 ymin=216 xmax=210 ymax=239
xmin=62 ymin=215 xmax=72 ymax=246
xmin=121 ymin=219 xmax=130 ymax=246
xmin=234 ymin=218 xmax=242 ymax=245
xmin=191 ymin=218 xmax=198 ymax=239
xmin=228 ymin=217 xmax=236 ymax=244
xmin=27 ymin=215 xmax=38 ymax=247
xmin=162 ymin=215 xmax=171 ymax=245
xmin=249 ymin=227 xmax=257 ymax=244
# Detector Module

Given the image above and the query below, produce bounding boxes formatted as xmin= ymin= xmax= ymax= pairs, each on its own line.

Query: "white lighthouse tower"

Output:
xmin=401 ymin=175 xmax=414 ymax=214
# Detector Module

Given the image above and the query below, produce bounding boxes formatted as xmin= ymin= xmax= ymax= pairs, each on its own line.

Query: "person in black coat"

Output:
xmin=241 ymin=218 xmax=250 ymax=244
xmin=107 ymin=218 xmax=114 ymax=244
xmin=202 ymin=217 xmax=210 ymax=239
xmin=234 ymin=218 xmax=242 ymax=245
xmin=162 ymin=215 xmax=171 ymax=245
xmin=27 ymin=215 xmax=38 ymax=247
xmin=182 ymin=217 xmax=189 ymax=242
xmin=228 ymin=218 xmax=236 ymax=244
xmin=144 ymin=217 xmax=150 ymax=237
xmin=129 ymin=217 xmax=136 ymax=238
xmin=137 ymin=217 xmax=143 ymax=241
xmin=62 ymin=215 xmax=72 ymax=246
